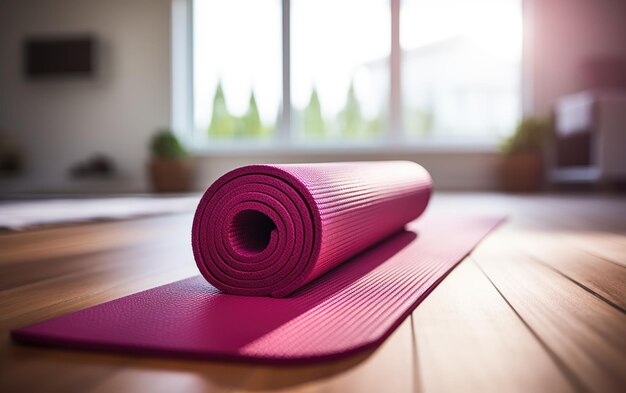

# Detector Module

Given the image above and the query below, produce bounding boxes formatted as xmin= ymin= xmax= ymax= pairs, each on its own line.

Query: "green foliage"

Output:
xmin=501 ymin=116 xmax=552 ymax=154
xmin=207 ymin=81 xmax=273 ymax=139
xmin=298 ymin=82 xmax=385 ymax=140
xmin=405 ymin=108 xmax=434 ymax=137
xmin=338 ymin=81 xmax=366 ymax=138
xmin=150 ymin=130 xmax=188 ymax=159
xmin=208 ymin=81 xmax=236 ymax=138
xmin=365 ymin=112 xmax=386 ymax=137
xmin=204 ymin=79 xmax=389 ymax=141
xmin=302 ymin=87 xmax=326 ymax=138
xmin=239 ymin=91 xmax=264 ymax=137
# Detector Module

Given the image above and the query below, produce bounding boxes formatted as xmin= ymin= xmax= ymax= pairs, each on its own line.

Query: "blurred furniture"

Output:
xmin=551 ymin=90 xmax=626 ymax=184
xmin=1 ymin=194 xmax=625 ymax=392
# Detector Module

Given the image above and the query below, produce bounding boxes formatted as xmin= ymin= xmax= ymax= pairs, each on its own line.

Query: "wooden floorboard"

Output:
xmin=562 ymin=232 xmax=626 ymax=268
xmin=473 ymin=239 xmax=626 ymax=392
xmin=474 ymin=227 xmax=626 ymax=313
xmin=1 ymin=193 xmax=625 ymax=392
xmin=411 ymin=259 xmax=573 ymax=393
xmin=0 ymin=215 xmax=190 ymax=266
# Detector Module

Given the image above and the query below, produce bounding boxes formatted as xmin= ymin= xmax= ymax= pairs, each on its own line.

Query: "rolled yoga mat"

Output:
xmin=192 ymin=161 xmax=432 ymax=297
xmin=12 ymin=161 xmax=503 ymax=363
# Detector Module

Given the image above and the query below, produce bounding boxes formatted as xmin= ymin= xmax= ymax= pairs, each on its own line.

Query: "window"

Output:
xmin=401 ymin=0 xmax=522 ymax=141
xmin=188 ymin=0 xmax=522 ymax=147
xmin=193 ymin=0 xmax=282 ymax=141
xmin=292 ymin=0 xmax=390 ymax=141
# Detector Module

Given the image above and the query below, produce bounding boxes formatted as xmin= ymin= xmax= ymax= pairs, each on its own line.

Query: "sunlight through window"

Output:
xmin=191 ymin=0 xmax=522 ymax=145
xmin=400 ymin=0 xmax=522 ymax=140
xmin=193 ymin=0 xmax=282 ymax=141
xmin=292 ymin=0 xmax=390 ymax=141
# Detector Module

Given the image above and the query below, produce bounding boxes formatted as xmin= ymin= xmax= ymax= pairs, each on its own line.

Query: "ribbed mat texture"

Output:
xmin=12 ymin=161 xmax=503 ymax=363
xmin=192 ymin=161 xmax=432 ymax=297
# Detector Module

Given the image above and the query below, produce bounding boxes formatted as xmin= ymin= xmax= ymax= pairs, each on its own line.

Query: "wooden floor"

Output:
xmin=0 ymin=193 xmax=624 ymax=393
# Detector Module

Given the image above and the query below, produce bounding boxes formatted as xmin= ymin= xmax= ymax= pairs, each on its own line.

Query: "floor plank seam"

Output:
xmin=409 ymin=314 xmax=422 ymax=393
xmin=571 ymin=246 xmax=626 ymax=270
xmin=515 ymin=250 xmax=626 ymax=315
xmin=470 ymin=257 xmax=589 ymax=393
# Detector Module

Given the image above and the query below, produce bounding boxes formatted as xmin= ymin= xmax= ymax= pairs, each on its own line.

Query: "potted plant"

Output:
xmin=499 ymin=117 xmax=551 ymax=192
xmin=148 ymin=129 xmax=195 ymax=193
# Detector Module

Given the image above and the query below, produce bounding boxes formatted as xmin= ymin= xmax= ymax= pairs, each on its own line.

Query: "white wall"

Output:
xmin=530 ymin=0 xmax=626 ymax=114
xmin=0 ymin=0 xmax=171 ymax=193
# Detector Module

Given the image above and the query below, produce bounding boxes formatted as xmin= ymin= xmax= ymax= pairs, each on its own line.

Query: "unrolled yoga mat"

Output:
xmin=13 ymin=162 xmax=503 ymax=363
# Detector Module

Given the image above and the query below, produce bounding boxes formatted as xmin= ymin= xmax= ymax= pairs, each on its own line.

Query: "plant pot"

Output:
xmin=499 ymin=153 xmax=544 ymax=192
xmin=149 ymin=158 xmax=195 ymax=193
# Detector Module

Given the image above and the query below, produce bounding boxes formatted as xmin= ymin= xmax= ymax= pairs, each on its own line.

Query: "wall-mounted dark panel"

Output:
xmin=24 ymin=35 xmax=95 ymax=78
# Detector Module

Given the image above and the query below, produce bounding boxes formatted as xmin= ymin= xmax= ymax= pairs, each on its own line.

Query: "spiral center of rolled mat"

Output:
xmin=228 ymin=209 xmax=277 ymax=256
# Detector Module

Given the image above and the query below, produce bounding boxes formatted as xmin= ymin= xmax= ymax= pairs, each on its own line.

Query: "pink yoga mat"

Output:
xmin=193 ymin=161 xmax=432 ymax=297
xmin=13 ymin=162 xmax=502 ymax=363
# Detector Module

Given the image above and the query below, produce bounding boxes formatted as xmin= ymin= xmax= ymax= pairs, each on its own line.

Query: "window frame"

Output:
xmin=174 ymin=0 xmax=524 ymax=152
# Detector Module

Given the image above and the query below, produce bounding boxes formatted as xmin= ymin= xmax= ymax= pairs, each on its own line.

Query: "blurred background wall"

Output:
xmin=531 ymin=0 xmax=626 ymax=114
xmin=1 ymin=0 xmax=625 ymax=193
xmin=0 ymin=0 xmax=171 ymax=193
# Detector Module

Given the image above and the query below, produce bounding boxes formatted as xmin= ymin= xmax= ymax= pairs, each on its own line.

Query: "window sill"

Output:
xmin=190 ymin=139 xmax=501 ymax=157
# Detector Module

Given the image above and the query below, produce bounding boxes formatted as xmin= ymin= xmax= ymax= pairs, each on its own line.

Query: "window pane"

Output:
xmin=292 ymin=0 xmax=390 ymax=141
xmin=193 ymin=0 xmax=281 ymax=140
xmin=401 ymin=0 xmax=522 ymax=141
